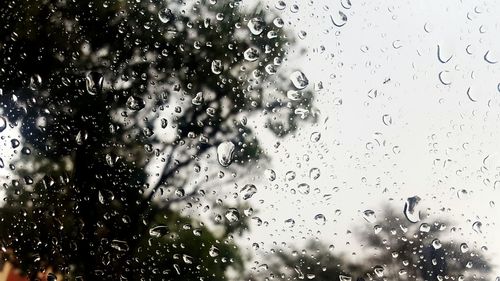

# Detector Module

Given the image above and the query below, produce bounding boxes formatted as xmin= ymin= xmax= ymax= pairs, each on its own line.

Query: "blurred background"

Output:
xmin=0 ymin=0 xmax=498 ymax=280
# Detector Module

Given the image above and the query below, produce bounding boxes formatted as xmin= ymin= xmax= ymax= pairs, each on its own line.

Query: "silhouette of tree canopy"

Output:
xmin=254 ymin=208 xmax=491 ymax=281
xmin=0 ymin=0 xmax=314 ymax=279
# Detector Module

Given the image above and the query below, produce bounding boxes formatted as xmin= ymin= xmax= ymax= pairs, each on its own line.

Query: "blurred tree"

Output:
xmin=255 ymin=208 xmax=491 ymax=281
xmin=0 ymin=0 xmax=314 ymax=279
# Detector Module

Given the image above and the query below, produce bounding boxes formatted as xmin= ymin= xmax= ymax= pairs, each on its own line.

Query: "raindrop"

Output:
xmin=310 ymin=132 xmax=321 ymax=142
xmin=374 ymin=266 xmax=384 ymax=277
xmin=265 ymin=169 xmax=276 ymax=181
xmin=309 ymin=168 xmax=320 ymax=180
xmin=217 ymin=141 xmax=235 ymax=167
xmin=284 ymin=218 xmax=296 ymax=227
xmin=331 ymin=11 xmax=347 ymax=27
xmin=438 ymin=71 xmax=451 ymax=86
xmin=85 ymin=71 xmax=103 ymax=95
xmin=209 ymin=245 xmax=220 ymax=257
xmin=460 ymin=243 xmax=469 ymax=253
xmin=275 ymin=1 xmax=286 ymax=10
xmin=211 ymin=60 xmax=223 ymax=74
xmin=472 ymin=221 xmax=482 ymax=233
xmin=158 ymin=8 xmax=175 ymax=23
xmin=432 ymin=239 xmax=442 ymax=249
xmin=225 ymin=208 xmax=240 ymax=223
xmin=29 ymin=74 xmax=42 ymax=90
xmin=241 ymin=184 xmax=257 ymax=200
xmin=126 ymin=96 xmax=145 ymax=111
xmin=382 ymin=114 xmax=392 ymax=126
xmin=419 ymin=223 xmax=431 ymax=232
xmin=182 ymin=254 xmax=193 ymax=264
xmin=149 ymin=225 xmax=169 ymax=238
xmin=314 ymin=214 xmax=326 ymax=225
xmin=339 ymin=275 xmax=352 ymax=281
xmin=403 ymin=196 xmax=421 ymax=223
xmin=340 ymin=0 xmax=352 ymax=9
xmin=192 ymin=92 xmax=204 ymax=105
xmin=0 ymin=116 xmax=6 ymax=133
xmin=247 ymin=18 xmax=265 ymax=35
xmin=286 ymin=171 xmax=296 ymax=181
xmin=110 ymin=240 xmax=129 ymax=252
xmin=437 ymin=45 xmax=453 ymax=63
xmin=362 ymin=210 xmax=376 ymax=223
xmin=297 ymin=183 xmax=310 ymax=194
xmin=290 ymin=71 xmax=309 ymax=89
xmin=244 ymin=47 xmax=260 ymax=62
xmin=484 ymin=50 xmax=497 ymax=64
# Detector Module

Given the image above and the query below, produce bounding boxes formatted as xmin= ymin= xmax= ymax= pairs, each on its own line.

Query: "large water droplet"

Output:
xmin=209 ymin=245 xmax=220 ymax=257
xmin=110 ymin=240 xmax=129 ymax=252
xmin=126 ymin=96 xmax=145 ymax=111
xmin=0 ymin=116 xmax=6 ymax=133
xmin=247 ymin=18 xmax=265 ymax=35
xmin=158 ymin=8 xmax=175 ymax=23
xmin=225 ymin=208 xmax=240 ymax=223
xmin=284 ymin=218 xmax=295 ymax=227
xmin=290 ymin=71 xmax=309 ymax=89
xmin=192 ymin=92 xmax=204 ymax=106
xmin=297 ymin=183 xmax=310 ymax=194
xmin=211 ymin=60 xmax=223 ymax=74
xmin=244 ymin=47 xmax=260 ymax=61
xmin=432 ymin=239 xmax=442 ymax=249
xmin=314 ymin=214 xmax=326 ymax=225
xmin=149 ymin=225 xmax=169 ymax=238
xmin=404 ymin=196 xmax=421 ymax=223
xmin=30 ymin=74 xmax=42 ymax=90
xmin=460 ymin=243 xmax=469 ymax=253
xmin=85 ymin=71 xmax=103 ymax=95
xmin=217 ymin=141 xmax=235 ymax=167
xmin=241 ymin=184 xmax=257 ymax=200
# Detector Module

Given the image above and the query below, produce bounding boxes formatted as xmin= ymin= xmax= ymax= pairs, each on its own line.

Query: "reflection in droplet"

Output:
xmin=211 ymin=60 xmax=223 ymax=74
xmin=225 ymin=208 xmax=240 ymax=223
xmin=126 ymin=96 xmax=145 ymax=111
xmin=247 ymin=18 xmax=265 ymax=35
xmin=149 ymin=225 xmax=169 ymax=238
xmin=403 ymin=196 xmax=421 ymax=223
xmin=0 ymin=116 xmax=6 ymax=133
xmin=244 ymin=47 xmax=260 ymax=61
xmin=290 ymin=71 xmax=309 ymax=89
xmin=85 ymin=71 xmax=103 ymax=95
xmin=314 ymin=214 xmax=326 ymax=225
xmin=217 ymin=141 xmax=235 ymax=167
xmin=472 ymin=221 xmax=482 ymax=233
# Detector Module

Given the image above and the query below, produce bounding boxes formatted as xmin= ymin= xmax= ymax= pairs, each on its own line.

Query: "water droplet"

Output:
xmin=472 ymin=221 xmax=482 ymax=233
xmin=29 ymin=74 xmax=42 ymax=90
xmin=373 ymin=266 xmax=384 ymax=277
xmin=432 ymin=239 xmax=442 ymax=249
xmin=284 ymin=218 xmax=295 ymax=227
xmin=0 ymin=116 xmax=6 ymax=133
xmin=149 ymin=225 xmax=169 ymax=238
xmin=182 ymin=254 xmax=193 ymax=264
xmin=460 ymin=243 xmax=469 ymax=253
xmin=286 ymin=171 xmax=296 ymax=181
xmin=110 ymin=240 xmax=129 ymax=252
xmin=290 ymin=71 xmax=309 ymax=89
xmin=314 ymin=214 xmax=326 ymax=225
xmin=126 ymin=96 xmax=145 ymax=111
xmin=362 ymin=210 xmax=376 ymax=223
xmin=382 ymin=114 xmax=392 ymax=126
xmin=209 ymin=245 xmax=220 ymax=257
xmin=244 ymin=47 xmax=260 ymax=62
xmin=241 ymin=184 xmax=257 ymax=200
xmin=265 ymin=169 xmax=276 ymax=181
xmin=297 ymin=183 xmax=310 ymax=194
xmin=437 ymin=45 xmax=453 ymax=63
xmin=158 ymin=8 xmax=175 ymax=23
xmin=309 ymin=168 xmax=320 ymax=180
xmin=331 ymin=11 xmax=347 ymax=27
xmin=192 ymin=92 xmax=204 ymax=106
xmin=403 ymin=196 xmax=421 ymax=223
xmin=225 ymin=208 xmax=240 ymax=223
xmin=310 ymin=132 xmax=321 ymax=142
xmin=211 ymin=60 xmax=223 ymax=74
xmin=419 ymin=223 xmax=431 ymax=232
xmin=85 ymin=71 xmax=103 ymax=95
xmin=275 ymin=1 xmax=286 ymax=10
xmin=247 ymin=18 xmax=265 ymax=35
xmin=217 ymin=141 xmax=235 ymax=167
xmin=339 ymin=275 xmax=352 ymax=281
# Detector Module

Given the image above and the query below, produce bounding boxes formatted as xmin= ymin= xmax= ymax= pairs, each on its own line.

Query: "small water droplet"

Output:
xmin=460 ymin=243 xmax=469 ymax=253
xmin=244 ymin=47 xmax=260 ymax=62
xmin=0 ymin=116 xmax=6 ymax=133
xmin=284 ymin=218 xmax=296 ymax=227
xmin=362 ymin=210 xmax=376 ymax=223
xmin=472 ymin=221 xmax=482 ymax=233
xmin=265 ymin=169 xmax=276 ymax=181
xmin=211 ymin=60 xmax=223 ymax=74
xmin=158 ymin=8 xmax=175 ymax=23
xmin=382 ymin=114 xmax=392 ymax=126
xmin=149 ymin=225 xmax=169 ymax=238
xmin=241 ymin=184 xmax=257 ymax=200
xmin=310 ymin=132 xmax=321 ymax=142
xmin=192 ymin=92 xmax=204 ymax=106
xmin=209 ymin=245 xmax=220 ymax=257
xmin=225 ymin=208 xmax=240 ymax=223
xmin=432 ymin=239 xmax=442 ymax=249
xmin=314 ymin=214 xmax=326 ymax=225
